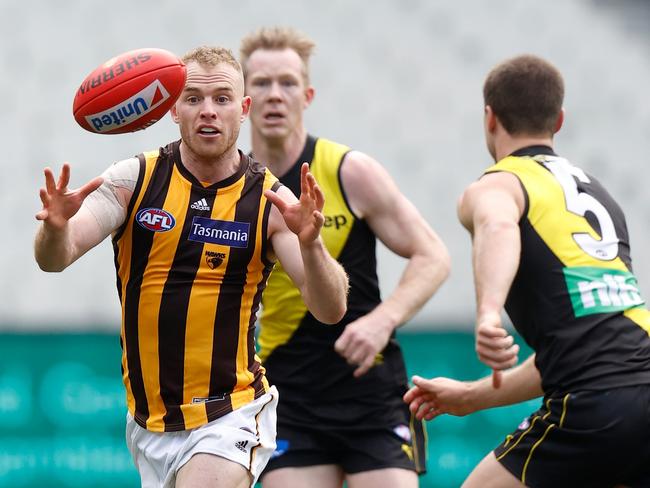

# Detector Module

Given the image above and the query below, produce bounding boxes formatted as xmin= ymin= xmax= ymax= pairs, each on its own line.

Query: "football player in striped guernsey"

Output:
xmin=34 ymin=45 xmax=348 ymax=488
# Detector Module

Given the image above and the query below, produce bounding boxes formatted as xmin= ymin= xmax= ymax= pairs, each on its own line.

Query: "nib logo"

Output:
xmin=86 ymin=79 xmax=171 ymax=133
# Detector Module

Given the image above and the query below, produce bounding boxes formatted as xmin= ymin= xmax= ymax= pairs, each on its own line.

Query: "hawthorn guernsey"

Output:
xmin=72 ymin=48 xmax=185 ymax=134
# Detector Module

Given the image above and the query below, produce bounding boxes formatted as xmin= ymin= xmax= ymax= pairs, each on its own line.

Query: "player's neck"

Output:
xmin=179 ymin=142 xmax=241 ymax=184
xmin=494 ymin=134 xmax=554 ymax=162
xmin=252 ymin=128 xmax=307 ymax=178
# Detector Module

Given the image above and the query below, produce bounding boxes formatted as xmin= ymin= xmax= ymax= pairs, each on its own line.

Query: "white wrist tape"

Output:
xmin=84 ymin=157 xmax=139 ymax=235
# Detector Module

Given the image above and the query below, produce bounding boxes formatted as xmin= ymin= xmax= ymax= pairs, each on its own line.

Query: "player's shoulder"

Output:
xmin=339 ymin=148 xmax=395 ymax=194
xmin=102 ymin=157 xmax=140 ymax=181
xmin=315 ymin=136 xmax=350 ymax=154
xmin=463 ymin=170 xmax=523 ymax=202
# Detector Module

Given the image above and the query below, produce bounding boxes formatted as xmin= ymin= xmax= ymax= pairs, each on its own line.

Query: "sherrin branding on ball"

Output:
xmin=72 ymin=48 xmax=186 ymax=134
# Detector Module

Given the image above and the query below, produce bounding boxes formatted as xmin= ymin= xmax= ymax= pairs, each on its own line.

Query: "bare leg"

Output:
xmin=462 ymin=452 xmax=525 ymax=488
xmin=262 ymin=464 xmax=344 ymax=488
xmin=175 ymin=453 xmax=251 ymax=488
xmin=347 ymin=468 xmax=418 ymax=488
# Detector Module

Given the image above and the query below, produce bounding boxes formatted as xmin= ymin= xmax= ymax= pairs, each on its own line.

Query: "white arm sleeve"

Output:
xmin=84 ymin=157 xmax=140 ymax=235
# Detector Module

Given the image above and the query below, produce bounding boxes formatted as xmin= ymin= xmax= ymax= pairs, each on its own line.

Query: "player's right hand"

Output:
xmin=475 ymin=312 xmax=519 ymax=388
xmin=36 ymin=163 xmax=103 ymax=230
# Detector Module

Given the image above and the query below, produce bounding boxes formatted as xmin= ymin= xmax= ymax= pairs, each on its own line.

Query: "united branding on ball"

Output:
xmin=85 ymin=79 xmax=170 ymax=133
xmin=72 ymin=48 xmax=186 ymax=134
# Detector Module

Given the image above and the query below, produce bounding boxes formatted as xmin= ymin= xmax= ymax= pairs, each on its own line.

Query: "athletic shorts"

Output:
xmin=261 ymin=389 xmax=426 ymax=477
xmin=126 ymin=386 xmax=278 ymax=488
xmin=494 ymin=385 xmax=650 ymax=488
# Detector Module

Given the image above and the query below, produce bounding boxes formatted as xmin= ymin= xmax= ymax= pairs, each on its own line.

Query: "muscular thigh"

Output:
xmin=462 ymin=452 xmax=525 ymax=488
xmin=347 ymin=468 xmax=418 ymax=488
xmin=262 ymin=465 xmax=343 ymax=488
xmin=176 ymin=453 xmax=250 ymax=488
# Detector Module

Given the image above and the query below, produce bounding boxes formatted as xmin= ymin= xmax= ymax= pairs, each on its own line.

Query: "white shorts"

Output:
xmin=126 ymin=386 xmax=278 ymax=488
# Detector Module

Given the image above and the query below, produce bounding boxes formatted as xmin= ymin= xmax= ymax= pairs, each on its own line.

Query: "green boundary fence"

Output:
xmin=0 ymin=332 xmax=536 ymax=487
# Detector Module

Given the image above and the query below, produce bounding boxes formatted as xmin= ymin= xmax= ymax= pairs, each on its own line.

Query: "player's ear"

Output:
xmin=554 ymin=108 xmax=564 ymax=134
xmin=170 ymin=103 xmax=180 ymax=124
xmin=304 ymin=86 xmax=315 ymax=109
xmin=241 ymin=95 xmax=252 ymax=122
xmin=485 ymin=105 xmax=497 ymax=132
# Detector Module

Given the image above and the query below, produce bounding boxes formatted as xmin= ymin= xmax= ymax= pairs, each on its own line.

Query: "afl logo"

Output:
xmin=136 ymin=208 xmax=176 ymax=232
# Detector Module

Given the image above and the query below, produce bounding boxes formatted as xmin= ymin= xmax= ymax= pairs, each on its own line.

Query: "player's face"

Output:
xmin=172 ymin=61 xmax=250 ymax=162
xmin=244 ymin=48 xmax=313 ymax=142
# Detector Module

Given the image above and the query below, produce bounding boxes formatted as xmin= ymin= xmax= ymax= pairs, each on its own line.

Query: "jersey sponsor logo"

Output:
xmin=205 ymin=250 xmax=226 ymax=269
xmin=191 ymin=198 xmax=210 ymax=211
xmin=189 ymin=216 xmax=250 ymax=248
xmin=85 ymin=79 xmax=170 ymax=133
xmin=564 ymin=266 xmax=645 ymax=317
xmin=136 ymin=207 xmax=176 ymax=232
xmin=323 ymin=214 xmax=348 ymax=229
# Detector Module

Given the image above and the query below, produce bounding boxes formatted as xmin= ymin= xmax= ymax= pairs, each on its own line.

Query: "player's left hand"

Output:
xmin=403 ymin=375 xmax=475 ymax=421
xmin=334 ymin=314 xmax=392 ymax=377
xmin=264 ymin=163 xmax=325 ymax=245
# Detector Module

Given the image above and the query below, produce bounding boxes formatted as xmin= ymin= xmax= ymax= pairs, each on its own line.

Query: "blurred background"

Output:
xmin=1 ymin=0 xmax=649 ymax=486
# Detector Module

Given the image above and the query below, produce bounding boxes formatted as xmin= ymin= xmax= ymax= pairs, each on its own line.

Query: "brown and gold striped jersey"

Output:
xmin=113 ymin=140 xmax=279 ymax=432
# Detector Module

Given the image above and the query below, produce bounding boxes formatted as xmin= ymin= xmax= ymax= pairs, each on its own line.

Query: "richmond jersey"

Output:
xmin=113 ymin=140 xmax=279 ymax=432
xmin=485 ymin=146 xmax=650 ymax=395
xmin=258 ymin=135 xmax=410 ymax=401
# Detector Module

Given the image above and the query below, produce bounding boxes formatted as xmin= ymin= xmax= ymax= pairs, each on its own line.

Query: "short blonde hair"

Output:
xmin=182 ymin=45 xmax=242 ymax=73
xmin=239 ymin=26 xmax=316 ymax=84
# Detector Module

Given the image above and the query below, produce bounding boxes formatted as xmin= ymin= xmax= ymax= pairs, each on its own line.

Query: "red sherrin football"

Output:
xmin=72 ymin=48 xmax=186 ymax=134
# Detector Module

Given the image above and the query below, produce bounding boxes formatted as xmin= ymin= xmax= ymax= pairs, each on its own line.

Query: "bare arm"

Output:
xmin=266 ymin=163 xmax=349 ymax=324
xmin=34 ymin=164 xmax=105 ymax=271
xmin=457 ymin=171 xmax=525 ymax=387
xmin=334 ymin=151 xmax=450 ymax=376
xmin=34 ymin=160 xmax=135 ymax=271
xmin=404 ymin=354 xmax=543 ymax=421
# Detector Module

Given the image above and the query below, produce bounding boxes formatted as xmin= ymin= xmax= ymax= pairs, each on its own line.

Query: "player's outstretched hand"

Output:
xmin=475 ymin=312 xmax=519 ymax=388
xmin=36 ymin=163 xmax=103 ymax=230
xmin=404 ymin=375 xmax=476 ymax=421
xmin=264 ymin=163 xmax=325 ymax=245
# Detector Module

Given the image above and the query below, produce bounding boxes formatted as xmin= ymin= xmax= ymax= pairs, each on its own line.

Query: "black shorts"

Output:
xmin=262 ymin=389 xmax=426 ymax=476
xmin=494 ymin=385 xmax=650 ymax=488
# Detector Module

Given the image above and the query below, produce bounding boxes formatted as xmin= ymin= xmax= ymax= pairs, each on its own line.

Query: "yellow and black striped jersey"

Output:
xmin=258 ymin=135 xmax=409 ymax=401
xmin=485 ymin=145 xmax=650 ymax=394
xmin=113 ymin=140 xmax=279 ymax=432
